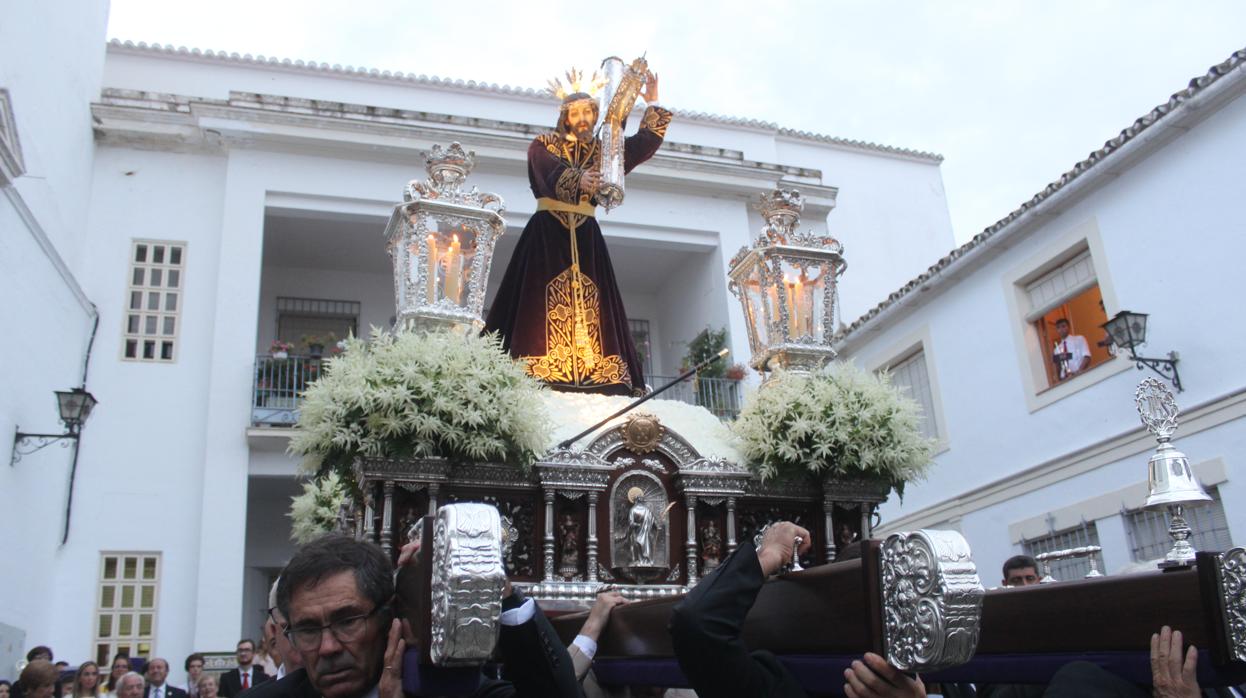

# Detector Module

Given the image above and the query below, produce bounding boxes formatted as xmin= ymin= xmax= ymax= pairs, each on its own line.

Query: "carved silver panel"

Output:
xmin=880 ymin=529 xmax=983 ymax=672
xmin=429 ymin=503 xmax=506 ymax=666
xmin=1217 ymin=547 xmax=1246 ymax=663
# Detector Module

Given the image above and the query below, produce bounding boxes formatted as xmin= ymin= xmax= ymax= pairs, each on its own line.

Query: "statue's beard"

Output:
xmin=567 ymin=121 xmax=593 ymax=141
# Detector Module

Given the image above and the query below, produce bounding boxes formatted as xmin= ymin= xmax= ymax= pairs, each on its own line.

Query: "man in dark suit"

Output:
xmin=669 ymin=520 xmax=924 ymax=698
xmin=243 ymin=533 xmax=579 ymax=698
xmin=142 ymin=658 xmax=187 ymax=698
xmin=217 ymin=640 xmax=269 ymax=698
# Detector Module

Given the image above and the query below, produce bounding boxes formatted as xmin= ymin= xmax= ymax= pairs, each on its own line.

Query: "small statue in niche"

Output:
xmin=627 ymin=487 xmax=657 ymax=566
xmin=701 ymin=519 xmax=723 ymax=572
xmin=558 ymin=513 xmax=581 ymax=579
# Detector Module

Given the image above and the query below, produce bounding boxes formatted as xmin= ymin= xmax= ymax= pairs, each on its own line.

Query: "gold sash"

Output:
xmin=536 ymin=197 xmax=596 ymax=218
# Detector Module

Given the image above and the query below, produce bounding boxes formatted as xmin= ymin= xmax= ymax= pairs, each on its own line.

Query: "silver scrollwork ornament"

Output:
xmin=1217 ymin=547 xmax=1246 ymax=663
xmin=880 ymin=530 xmax=984 ymax=672
xmin=428 ymin=503 xmax=507 ymax=666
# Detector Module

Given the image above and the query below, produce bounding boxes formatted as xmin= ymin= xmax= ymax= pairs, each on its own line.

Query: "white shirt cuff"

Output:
xmin=499 ymin=597 xmax=536 ymax=626
xmin=571 ymin=634 xmax=598 ymax=660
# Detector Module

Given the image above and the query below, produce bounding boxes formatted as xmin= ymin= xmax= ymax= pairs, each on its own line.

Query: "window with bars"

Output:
xmin=123 ymin=241 xmax=185 ymax=362
xmin=882 ymin=349 xmax=940 ymax=441
xmin=1126 ymin=486 xmax=1233 ymax=561
xmin=1022 ymin=522 xmax=1105 ymax=581
xmin=276 ymin=297 xmax=360 ymax=353
xmin=94 ymin=553 xmax=160 ymax=666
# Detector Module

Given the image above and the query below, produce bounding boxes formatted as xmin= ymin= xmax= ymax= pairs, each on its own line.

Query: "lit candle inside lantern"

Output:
xmin=785 ymin=277 xmax=798 ymax=338
xmin=426 ymin=234 xmax=439 ymax=302
xmin=794 ymin=277 xmax=806 ymax=338
xmin=443 ymin=234 xmax=462 ymax=304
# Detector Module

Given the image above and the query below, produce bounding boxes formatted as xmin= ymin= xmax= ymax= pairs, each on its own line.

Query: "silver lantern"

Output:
xmin=385 ymin=142 xmax=506 ymax=334
xmin=1135 ymin=377 xmax=1211 ymax=568
xmin=727 ymin=189 xmax=846 ymax=375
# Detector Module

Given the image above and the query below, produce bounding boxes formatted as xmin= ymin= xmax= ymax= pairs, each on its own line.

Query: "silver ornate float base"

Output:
xmin=429 ymin=503 xmax=507 ymax=666
xmin=880 ymin=529 xmax=984 ymax=672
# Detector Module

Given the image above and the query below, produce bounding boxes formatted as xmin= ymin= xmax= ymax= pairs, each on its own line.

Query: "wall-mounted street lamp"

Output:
xmin=11 ymin=387 xmax=98 ymax=544
xmin=1102 ymin=310 xmax=1182 ymax=392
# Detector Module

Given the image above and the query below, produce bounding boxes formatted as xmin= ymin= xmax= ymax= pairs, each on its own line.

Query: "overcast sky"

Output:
xmin=108 ymin=0 xmax=1246 ymax=245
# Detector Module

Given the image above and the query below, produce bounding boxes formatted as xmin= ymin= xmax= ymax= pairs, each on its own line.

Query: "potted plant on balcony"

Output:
xmin=301 ymin=333 xmax=337 ymax=358
xmin=731 ymin=361 xmax=933 ymax=499
xmin=290 ymin=328 xmax=551 ymax=487
xmin=725 ymin=363 xmax=748 ymax=381
xmin=270 ymin=340 xmax=293 ymax=360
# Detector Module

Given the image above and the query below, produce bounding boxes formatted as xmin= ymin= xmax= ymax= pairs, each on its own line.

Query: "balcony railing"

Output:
xmin=252 ymin=354 xmax=326 ymax=427
xmin=649 ymin=374 xmax=743 ymax=420
xmin=250 ymin=357 xmax=745 ymax=428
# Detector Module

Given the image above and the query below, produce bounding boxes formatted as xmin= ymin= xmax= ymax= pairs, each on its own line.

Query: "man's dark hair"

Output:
xmin=1002 ymin=554 xmax=1040 ymax=579
xmin=236 ymin=639 xmax=255 ymax=651
xmin=276 ymin=534 xmax=394 ymax=621
xmin=184 ymin=653 xmax=204 ymax=671
xmin=26 ymin=646 xmax=53 ymax=662
xmin=1055 ymin=318 xmax=1070 ymax=327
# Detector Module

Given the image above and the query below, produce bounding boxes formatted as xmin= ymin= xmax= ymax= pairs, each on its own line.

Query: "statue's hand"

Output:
xmin=642 ymin=71 xmax=659 ymax=103
xmin=580 ymin=169 xmax=602 ymax=195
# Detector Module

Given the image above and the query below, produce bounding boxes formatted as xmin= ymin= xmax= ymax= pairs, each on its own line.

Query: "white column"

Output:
xmin=726 ymin=496 xmax=738 ymax=554
xmin=191 ymin=152 xmax=267 ymax=650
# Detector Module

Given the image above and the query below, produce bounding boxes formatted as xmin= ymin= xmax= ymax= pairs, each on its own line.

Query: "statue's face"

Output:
xmin=563 ymin=100 xmax=597 ymax=140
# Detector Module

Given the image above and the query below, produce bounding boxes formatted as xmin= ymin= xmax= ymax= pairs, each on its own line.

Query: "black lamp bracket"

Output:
xmin=1128 ymin=350 xmax=1182 ymax=393
xmin=11 ymin=427 xmax=79 ymax=466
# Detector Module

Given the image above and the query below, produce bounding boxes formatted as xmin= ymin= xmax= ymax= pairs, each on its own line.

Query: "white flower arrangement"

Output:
xmin=289 ymin=328 xmax=551 ymax=479
xmin=289 ymin=472 xmax=348 ymax=544
xmin=731 ymin=362 xmax=933 ymax=496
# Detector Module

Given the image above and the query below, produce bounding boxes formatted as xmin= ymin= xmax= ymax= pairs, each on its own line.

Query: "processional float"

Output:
xmin=365 ymin=84 xmax=1244 ymax=692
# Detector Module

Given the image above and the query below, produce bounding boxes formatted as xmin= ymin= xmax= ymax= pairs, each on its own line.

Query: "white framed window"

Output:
xmin=1126 ymin=486 xmax=1233 ymax=561
xmin=122 ymin=240 xmax=185 ymax=362
xmin=1003 ymin=222 xmax=1130 ymax=410
xmin=1022 ymin=522 xmax=1105 ymax=582
xmin=884 ymin=349 xmax=940 ymax=441
xmin=93 ymin=552 xmax=160 ymax=666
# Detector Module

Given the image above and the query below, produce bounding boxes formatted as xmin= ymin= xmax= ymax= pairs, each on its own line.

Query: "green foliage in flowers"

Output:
xmin=289 ymin=328 xmax=551 ymax=480
xmin=289 ymin=472 xmax=348 ymax=544
xmin=731 ymin=362 xmax=933 ymax=497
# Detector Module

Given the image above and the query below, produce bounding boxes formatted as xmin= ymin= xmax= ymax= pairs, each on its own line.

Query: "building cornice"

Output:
xmin=106 ymin=39 xmax=943 ymax=164
xmin=834 ymin=46 xmax=1246 ymax=352
xmin=91 ymin=88 xmax=840 ymax=205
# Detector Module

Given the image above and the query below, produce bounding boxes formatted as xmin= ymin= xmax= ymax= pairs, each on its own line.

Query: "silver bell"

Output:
xmin=1135 ymin=378 xmax=1211 ymax=569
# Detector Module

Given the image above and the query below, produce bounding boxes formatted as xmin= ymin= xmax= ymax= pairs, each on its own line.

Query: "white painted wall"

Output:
xmin=842 ymin=83 xmax=1246 ymax=575
xmin=0 ymin=0 xmax=110 ymax=672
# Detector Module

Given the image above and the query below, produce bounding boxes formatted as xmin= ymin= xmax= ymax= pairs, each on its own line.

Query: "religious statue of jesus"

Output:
xmin=484 ymin=64 xmax=672 ymax=396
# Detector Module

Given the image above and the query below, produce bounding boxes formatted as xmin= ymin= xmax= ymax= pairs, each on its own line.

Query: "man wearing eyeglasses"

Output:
xmin=245 ymin=533 xmax=579 ymax=698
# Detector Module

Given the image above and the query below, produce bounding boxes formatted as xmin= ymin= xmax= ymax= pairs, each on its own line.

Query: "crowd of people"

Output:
xmin=6 ymin=526 xmax=1213 ymax=698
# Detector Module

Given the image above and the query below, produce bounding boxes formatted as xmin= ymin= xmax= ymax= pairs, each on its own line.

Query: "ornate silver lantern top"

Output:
xmin=728 ymin=188 xmax=846 ymax=375
xmin=386 ymin=142 xmax=506 ymax=334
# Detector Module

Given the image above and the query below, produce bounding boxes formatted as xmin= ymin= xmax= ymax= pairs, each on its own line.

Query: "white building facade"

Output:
xmin=1 ymin=12 xmax=957 ymax=682
xmin=845 ymin=49 xmax=1246 ymax=585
